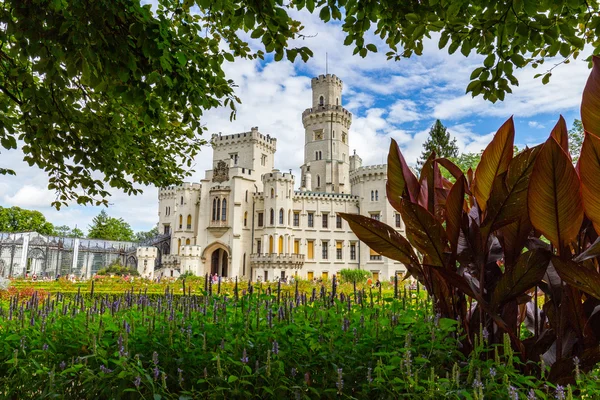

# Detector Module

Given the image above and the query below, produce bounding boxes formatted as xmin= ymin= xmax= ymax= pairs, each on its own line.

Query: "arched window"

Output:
xmin=270 ymin=208 xmax=274 ymax=225
xmin=336 ymin=97 xmax=339 ymax=105
xmin=244 ymin=211 xmax=248 ymax=227
xmin=319 ymin=151 xmax=322 ymax=160
xmin=212 ymin=199 xmax=217 ymax=220
xmin=269 ymin=235 xmax=274 ymax=253
xmin=271 ymin=188 xmax=274 ymax=198
xmin=186 ymin=214 xmax=192 ymax=229
xmin=319 ymin=96 xmax=324 ymax=106
xmin=371 ymin=191 xmax=374 ymax=201
xmin=165 ymin=206 xmax=168 ymax=216
xmin=245 ymin=190 xmax=248 ymax=202
xmin=243 ymin=253 xmax=246 ymax=276
xmin=179 ymin=214 xmax=183 ymax=229
xmin=375 ymin=190 xmax=379 ymax=201
xmin=185 ymin=238 xmax=190 ymax=245
xmin=178 ymin=238 xmax=181 ymax=255
xmin=278 ymin=236 xmax=284 ymax=254
xmin=317 ymin=175 xmax=321 ymax=187
xmin=279 ymin=208 xmax=284 ymax=224
xmin=315 ymin=151 xmax=319 ymax=160
xmin=221 ymin=199 xmax=227 ymax=221
xmin=180 ymin=196 xmax=184 ymax=205
xmin=288 ymin=209 xmax=291 ymax=225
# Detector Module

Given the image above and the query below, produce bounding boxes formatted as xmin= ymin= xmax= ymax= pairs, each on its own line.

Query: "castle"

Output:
xmin=138 ymin=74 xmax=407 ymax=281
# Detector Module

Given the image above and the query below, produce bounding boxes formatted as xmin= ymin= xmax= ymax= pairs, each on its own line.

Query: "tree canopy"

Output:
xmin=2 ymin=0 xmax=599 ymax=206
xmin=87 ymin=210 xmax=134 ymax=242
xmin=0 ymin=206 xmax=55 ymax=234
xmin=417 ymin=120 xmax=458 ymax=169
xmin=52 ymin=225 xmax=85 ymax=238
xmin=135 ymin=226 xmax=159 ymax=243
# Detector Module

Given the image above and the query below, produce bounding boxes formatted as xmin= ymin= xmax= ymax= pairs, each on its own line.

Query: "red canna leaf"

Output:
xmin=386 ymin=139 xmax=420 ymax=211
xmin=445 ymin=175 xmax=466 ymax=254
xmin=581 ymin=55 xmax=600 ymax=138
xmin=400 ymin=199 xmax=448 ymax=268
xmin=339 ymin=212 xmax=420 ymax=269
xmin=573 ymin=236 xmax=600 ymax=263
xmin=482 ymin=146 xmax=541 ymax=233
xmin=472 ymin=117 xmax=515 ymax=212
xmin=528 ymin=136 xmax=583 ymax=251
xmin=552 ymin=256 xmax=600 ymax=300
xmin=550 ymin=116 xmax=569 ymax=158
xmin=579 ymin=133 xmax=600 ymax=234
xmin=491 ymin=249 xmax=551 ymax=308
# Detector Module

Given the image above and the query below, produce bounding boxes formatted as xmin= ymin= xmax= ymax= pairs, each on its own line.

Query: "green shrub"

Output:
xmin=338 ymin=268 xmax=372 ymax=283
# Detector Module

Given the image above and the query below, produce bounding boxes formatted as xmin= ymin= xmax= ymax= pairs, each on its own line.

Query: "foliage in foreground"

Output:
xmin=338 ymin=268 xmax=372 ymax=283
xmin=341 ymin=56 xmax=600 ymax=383
xmin=3 ymin=0 xmax=600 ymax=206
xmin=1 ymin=283 xmax=599 ymax=399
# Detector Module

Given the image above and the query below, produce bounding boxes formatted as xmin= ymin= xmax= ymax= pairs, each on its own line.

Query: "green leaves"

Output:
xmin=528 ymin=134 xmax=583 ymax=251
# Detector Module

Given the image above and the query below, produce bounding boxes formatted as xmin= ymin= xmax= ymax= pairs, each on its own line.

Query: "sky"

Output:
xmin=0 ymin=8 xmax=591 ymax=234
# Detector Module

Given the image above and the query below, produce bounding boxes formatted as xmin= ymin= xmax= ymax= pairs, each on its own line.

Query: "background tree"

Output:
xmin=440 ymin=151 xmax=482 ymax=181
xmin=417 ymin=120 xmax=459 ymax=169
xmin=2 ymin=0 xmax=599 ymax=206
xmin=96 ymin=260 xmax=139 ymax=276
xmin=569 ymin=119 xmax=584 ymax=162
xmin=53 ymin=225 xmax=85 ymax=238
xmin=135 ymin=226 xmax=159 ymax=243
xmin=0 ymin=206 xmax=54 ymax=234
xmin=87 ymin=210 xmax=134 ymax=242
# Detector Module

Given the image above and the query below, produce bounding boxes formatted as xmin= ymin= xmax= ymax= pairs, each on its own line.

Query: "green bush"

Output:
xmin=96 ymin=261 xmax=139 ymax=277
xmin=338 ymin=268 xmax=372 ymax=283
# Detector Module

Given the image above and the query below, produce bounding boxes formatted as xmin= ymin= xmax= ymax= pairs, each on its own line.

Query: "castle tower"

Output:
xmin=300 ymin=74 xmax=352 ymax=194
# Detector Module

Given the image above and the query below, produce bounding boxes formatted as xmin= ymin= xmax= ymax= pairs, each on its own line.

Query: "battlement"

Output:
xmin=180 ymin=245 xmax=202 ymax=257
xmin=349 ymin=164 xmax=387 ymax=182
xmin=211 ymin=127 xmax=277 ymax=150
xmin=137 ymin=247 xmax=158 ymax=257
xmin=159 ymin=183 xmax=202 ymax=198
xmin=293 ymin=191 xmax=359 ymax=201
xmin=311 ymin=74 xmax=343 ymax=87
xmin=262 ymin=169 xmax=295 ymax=183
xmin=302 ymin=105 xmax=352 ymax=120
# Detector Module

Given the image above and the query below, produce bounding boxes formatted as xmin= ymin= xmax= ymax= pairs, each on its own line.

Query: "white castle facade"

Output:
xmin=138 ymin=74 xmax=407 ymax=281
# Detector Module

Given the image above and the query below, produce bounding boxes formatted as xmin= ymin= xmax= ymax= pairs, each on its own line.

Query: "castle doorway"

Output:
xmin=210 ymin=248 xmax=229 ymax=277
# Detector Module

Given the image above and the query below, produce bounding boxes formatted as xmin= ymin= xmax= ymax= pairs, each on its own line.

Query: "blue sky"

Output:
xmin=0 ymin=8 xmax=590 ymax=233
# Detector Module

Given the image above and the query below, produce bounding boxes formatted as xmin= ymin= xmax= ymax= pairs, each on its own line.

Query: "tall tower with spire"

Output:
xmin=300 ymin=74 xmax=352 ymax=193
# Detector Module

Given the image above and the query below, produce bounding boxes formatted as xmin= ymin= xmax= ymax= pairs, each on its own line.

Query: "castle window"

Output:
xmin=317 ymin=175 xmax=321 ymax=187
xmin=212 ymin=198 xmax=217 ymax=220
xmin=256 ymin=240 xmax=262 ymax=254
xmin=186 ymin=215 xmax=192 ymax=229
xmin=271 ymin=188 xmax=274 ymax=198
xmin=270 ymin=208 xmax=274 ymax=225
xmin=308 ymin=212 xmax=314 ymax=228
xmin=322 ymin=241 xmax=328 ymax=259
xmin=185 ymin=238 xmax=190 ymax=245
xmin=230 ymin=153 xmax=239 ymax=165
xmin=179 ymin=214 xmax=183 ymax=229
xmin=336 ymin=241 xmax=343 ymax=260
xmin=342 ymin=132 xmax=347 ymax=144
xmin=371 ymin=191 xmax=374 ymax=201
xmin=243 ymin=253 xmax=246 ymax=276
xmin=322 ymin=213 xmax=328 ymax=229
xmin=245 ymin=190 xmax=248 ymax=202
xmin=258 ymin=212 xmax=264 ymax=227
xmin=333 ymin=130 xmax=335 ymax=138
xmin=269 ymin=236 xmax=274 ymax=253
xmin=370 ymin=212 xmax=380 ymax=221
xmin=177 ymin=238 xmax=181 ymax=255
xmin=370 ymin=248 xmax=382 ymax=261
xmin=163 ymin=224 xmax=170 ymax=235
xmin=336 ymin=215 xmax=342 ymax=229
xmin=293 ymin=212 xmax=300 ymax=227
xmin=279 ymin=208 xmax=284 ymax=225
xmin=319 ymin=96 xmax=324 ymax=106
xmin=350 ymin=243 xmax=357 ymax=260
xmin=261 ymin=154 xmax=267 ymax=166
xmin=244 ymin=211 xmax=248 ymax=227
xmin=278 ymin=236 xmax=284 ymax=254
xmin=180 ymin=196 xmax=184 ymax=205
xmin=221 ymin=199 xmax=227 ymax=221
xmin=307 ymin=241 xmax=314 ymax=259
xmin=336 ymin=97 xmax=339 ymax=106
xmin=165 ymin=206 xmax=168 ymax=216
xmin=395 ymin=213 xmax=402 ymax=228
xmin=375 ymin=190 xmax=379 ymax=201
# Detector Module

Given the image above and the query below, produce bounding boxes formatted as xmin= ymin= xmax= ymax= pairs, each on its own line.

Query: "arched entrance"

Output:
xmin=210 ymin=248 xmax=229 ymax=277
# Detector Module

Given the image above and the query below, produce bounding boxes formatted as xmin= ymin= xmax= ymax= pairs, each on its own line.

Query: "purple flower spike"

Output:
xmin=241 ymin=348 xmax=249 ymax=364
xmin=134 ymin=376 xmax=141 ymax=388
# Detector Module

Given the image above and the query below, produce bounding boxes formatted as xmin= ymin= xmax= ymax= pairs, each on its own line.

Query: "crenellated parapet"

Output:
xmin=159 ymin=182 xmax=202 ymax=199
xmin=211 ymin=126 xmax=277 ymax=153
xmin=349 ymin=164 xmax=387 ymax=184
xmin=262 ymin=170 xmax=295 ymax=184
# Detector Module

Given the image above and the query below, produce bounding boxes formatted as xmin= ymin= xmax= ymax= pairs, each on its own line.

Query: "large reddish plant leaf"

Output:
xmin=400 ymin=199 xmax=448 ymax=268
xmin=552 ymin=257 xmax=600 ymax=300
xmin=550 ymin=116 xmax=569 ymax=157
xmin=581 ymin=55 xmax=600 ymax=138
xmin=482 ymin=146 xmax=541 ymax=233
xmin=491 ymin=249 xmax=551 ymax=308
xmin=339 ymin=213 xmax=420 ymax=268
xmin=574 ymin=236 xmax=600 ymax=263
xmin=528 ymin=136 xmax=584 ymax=251
xmin=417 ymin=151 xmax=442 ymax=214
xmin=445 ymin=175 xmax=466 ymax=254
xmin=386 ymin=139 xmax=420 ymax=212
xmin=579 ymin=133 xmax=600 ymax=234
xmin=472 ymin=117 xmax=515 ymax=212
xmin=497 ymin=217 xmax=533 ymax=267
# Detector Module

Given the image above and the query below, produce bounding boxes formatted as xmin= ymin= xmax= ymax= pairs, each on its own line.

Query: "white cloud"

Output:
xmin=3 ymin=185 xmax=54 ymax=208
xmin=528 ymin=121 xmax=545 ymax=129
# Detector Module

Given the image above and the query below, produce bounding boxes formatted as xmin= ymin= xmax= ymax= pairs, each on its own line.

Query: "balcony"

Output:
xmin=250 ymin=253 xmax=305 ymax=269
xmin=207 ymin=220 xmax=230 ymax=238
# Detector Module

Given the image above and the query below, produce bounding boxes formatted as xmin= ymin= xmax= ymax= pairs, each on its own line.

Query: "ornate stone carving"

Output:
xmin=212 ymin=160 xmax=229 ymax=183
